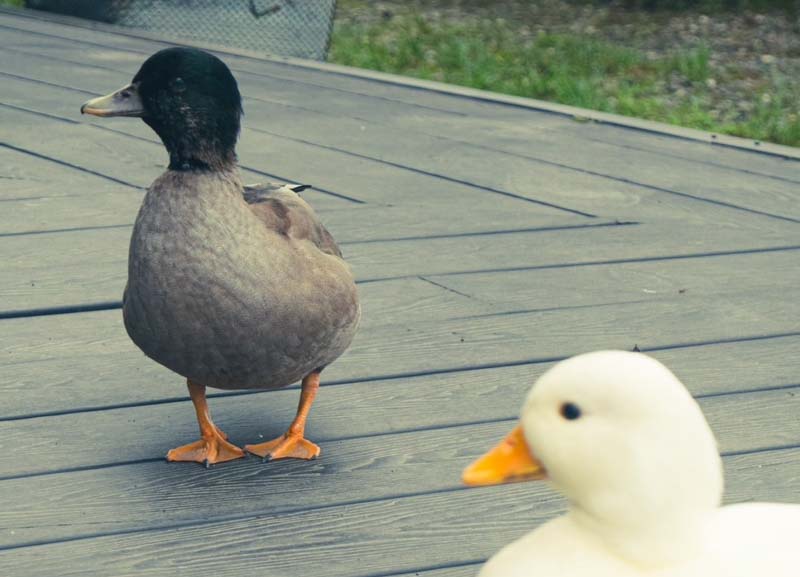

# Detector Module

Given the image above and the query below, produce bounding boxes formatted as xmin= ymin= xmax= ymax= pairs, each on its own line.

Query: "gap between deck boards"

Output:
xmin=357 ymin=244 xmax=800 ymax=284
xmin=5 ymin=49 xmax=799 ymax=222
xmin=371 ymin=559 xmax=484 ymax=577
xmin=246 ymin=125 xmax=800 ymax=224
xmin=3 ymin=11 xmax=800 ymax=171
xmin=0 ymin=378 xmax=797 ymax=537
xmin=2 ymin=247 xmax=798 ymax=421
xmin=0 ymin=217 xmax=628 ymax=243
xmin=4 ymin=31 xmax=799 ymax=188
xmin=0 ymin=445 xmax=797 ymax=558
xmin=5 ymin=42 xmax=800 ymax=194
xmin=2 ymin=384 xmax=799 ymax=482
xmin=0 ymin=142 xmax=142 ymax=190
xmin=0 ymin=87 xmax=589 ymax=216
xmin=0 ymin=20 xmax=487 ymax=120
xmin=0 ymin=227 xmax=797 ymax=317
xmin=2 ymin=329 xmax=798 ymax=424
xmin=0 ymin=105 xmax=366 ymax=205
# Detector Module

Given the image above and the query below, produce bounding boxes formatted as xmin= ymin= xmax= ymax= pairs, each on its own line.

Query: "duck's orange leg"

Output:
xmin=167 ymin=380 xmax=245 ymax=467
xmin=245 ymin=371 xmax=322 ymax=461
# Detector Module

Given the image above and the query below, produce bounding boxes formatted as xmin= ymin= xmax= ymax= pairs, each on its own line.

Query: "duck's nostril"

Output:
xmin=120 ymin=91 xmax=130 ymax=99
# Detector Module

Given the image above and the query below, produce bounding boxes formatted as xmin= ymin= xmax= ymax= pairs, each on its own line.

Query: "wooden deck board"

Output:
xmin=4 ymin=318 xmax=798 ymax=423
xmin=4 ymin=34 xmax=799 ymax=223
xmin=7 ymin=34 xmax=799 ymax=190
xmin=0 ymin=13 xmax=543 ymax=121
xmin=2 ymin=354 xmax=798 ymax=478
xmin=1 ymin=222 xmax=798 ymax=313
xmin=0 ymin=7 xmax=798 ymax=577
xmin=4 ymin=13 xmax=797 ymax=167
xmin=7 ymin=48 xmax=800 ymax=228
xmin=2 ymin=387 xmax=799 ymax=547
xmin=1 ymin=95 xmax=583 ymax=218
xmin=392 ymin=566 xmax=480 ymax=577
xmin=232 ymin=98 xmax=800 ymax=223
xmin=1 ymin=449 xmax=797 ymax=577
xmin=2 ymin=285 xmax=798 ymax=426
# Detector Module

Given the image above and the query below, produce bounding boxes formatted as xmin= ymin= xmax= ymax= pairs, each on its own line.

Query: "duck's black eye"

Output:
xmin=560 ymin=402 xmax=582 ymax=420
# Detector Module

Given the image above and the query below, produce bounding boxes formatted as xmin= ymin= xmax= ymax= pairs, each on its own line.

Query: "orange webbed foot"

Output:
xmin=245 ymin=434 xmax=321 ymax=461
xmin=167 ymin=428 xmax=245 ymax=467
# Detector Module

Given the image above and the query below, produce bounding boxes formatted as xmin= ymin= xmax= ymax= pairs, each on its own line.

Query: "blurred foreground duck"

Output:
xmin=81 ymin=47 xmax=360 ymax=466
xmin=463 ymin=351 xmax=800 ymax=577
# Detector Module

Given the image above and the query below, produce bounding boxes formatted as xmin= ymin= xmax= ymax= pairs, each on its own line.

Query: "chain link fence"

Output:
xmin=26 ymin=0 xmax=337 ymax=60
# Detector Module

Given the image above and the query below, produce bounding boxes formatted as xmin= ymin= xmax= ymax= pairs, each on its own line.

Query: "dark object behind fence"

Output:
xmin=25 ymin=0 xmax=337 ymax=60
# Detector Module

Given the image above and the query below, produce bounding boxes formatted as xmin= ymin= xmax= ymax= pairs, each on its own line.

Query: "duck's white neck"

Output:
xmin=559 ymin=426 xmax=723 ymax=568
xmin=568 ymin=503 xmax=714 ymax=568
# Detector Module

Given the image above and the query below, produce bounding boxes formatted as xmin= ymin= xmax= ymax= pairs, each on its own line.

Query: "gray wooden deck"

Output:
xmin=1 ymin=7 xmax=799 ymax=576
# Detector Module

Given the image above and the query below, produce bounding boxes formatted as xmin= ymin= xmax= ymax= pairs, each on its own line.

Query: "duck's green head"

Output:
xmin=81 ymin=47 xmax=243 ymax=172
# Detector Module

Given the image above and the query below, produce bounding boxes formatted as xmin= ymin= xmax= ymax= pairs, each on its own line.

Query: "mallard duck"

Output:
xmin=463 ymin=351 xmax=800 ymax=577
xmin=81 ymin=47 xmax=360 ymax=466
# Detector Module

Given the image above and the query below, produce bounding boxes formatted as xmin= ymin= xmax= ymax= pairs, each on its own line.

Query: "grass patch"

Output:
xmin=330 ymin=14 xmax=800 ymax=147
xmin=729 ymin=80 xmax=800 ymax=144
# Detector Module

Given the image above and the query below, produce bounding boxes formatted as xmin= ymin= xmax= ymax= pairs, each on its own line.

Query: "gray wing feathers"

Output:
xmin=243 ymin=183 xmax=343 ymax=258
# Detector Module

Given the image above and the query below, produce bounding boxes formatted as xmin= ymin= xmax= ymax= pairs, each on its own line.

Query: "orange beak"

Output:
xmin=462 ymin=425 xmax=546 ymax=486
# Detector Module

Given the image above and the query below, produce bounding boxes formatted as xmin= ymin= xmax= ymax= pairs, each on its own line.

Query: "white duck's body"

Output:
xmin=481 ymin=503 xmax=800 ymax=577
xmin=464 ymin=351 xmax=800 ymax=577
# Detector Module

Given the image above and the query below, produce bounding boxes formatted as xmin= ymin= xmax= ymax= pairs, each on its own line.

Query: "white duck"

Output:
xmin=463 ymin=350 xmax=800 ymax=577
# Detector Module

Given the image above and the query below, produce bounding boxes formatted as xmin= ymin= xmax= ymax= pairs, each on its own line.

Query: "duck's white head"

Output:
xmin=464 ymin=351 xmax=724 ymax=564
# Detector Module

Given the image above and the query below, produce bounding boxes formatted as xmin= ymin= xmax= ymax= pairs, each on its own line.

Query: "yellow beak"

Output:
xmin=462 ymin=424 xmax=546 ymax=486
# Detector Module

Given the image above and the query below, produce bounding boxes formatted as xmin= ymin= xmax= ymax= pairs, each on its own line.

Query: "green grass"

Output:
xmin=329 ymin=16 xmax=800 ymax=147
